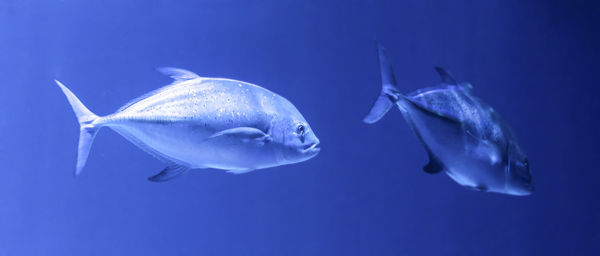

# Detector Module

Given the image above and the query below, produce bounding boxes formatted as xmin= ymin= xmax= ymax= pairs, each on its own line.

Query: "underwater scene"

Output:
xmin=1 ymin=0 xmax=599 ymax=255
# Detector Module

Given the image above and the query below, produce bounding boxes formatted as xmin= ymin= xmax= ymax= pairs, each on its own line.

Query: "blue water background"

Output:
xmin=1 ymin=0 xmax=599 ymax=255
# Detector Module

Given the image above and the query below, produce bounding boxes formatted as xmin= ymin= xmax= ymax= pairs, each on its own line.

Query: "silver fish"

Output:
xmin=56 ymin=67 xmax=320 ymax=181
xmin=364 ymin=45 xmax=533 ymax=196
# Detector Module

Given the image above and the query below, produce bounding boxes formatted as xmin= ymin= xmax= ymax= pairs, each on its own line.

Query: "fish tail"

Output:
xmin=55 ymin=80 xmax=101 ymax=176
xmin=363 ymin=43 xmax=403 ymax=124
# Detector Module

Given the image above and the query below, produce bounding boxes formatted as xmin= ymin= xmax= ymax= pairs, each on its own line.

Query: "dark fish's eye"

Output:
xmin=296 ymin=124 xmax=305 ymax=136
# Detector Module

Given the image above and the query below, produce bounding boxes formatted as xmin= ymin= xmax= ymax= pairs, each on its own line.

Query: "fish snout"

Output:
xmin=508 ymin=165 xmax=534 ymax=196
xmin=303 ymin=140 xmax=321 ymax=154
xmin=509 ymin=182 xmax=534 ymax=196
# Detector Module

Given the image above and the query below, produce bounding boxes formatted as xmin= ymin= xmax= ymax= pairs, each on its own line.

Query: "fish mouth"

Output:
xmin=303 ymin=142 xmax=321 ymax=154
xmin=508 ymin=184 xmax=534 ymax=196
xmin=505 ymin=165 xmax=534 ymax=196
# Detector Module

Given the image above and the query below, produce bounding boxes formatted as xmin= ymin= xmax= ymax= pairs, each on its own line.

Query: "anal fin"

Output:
xmin=148 ymin=165 xmax=189 ymax=182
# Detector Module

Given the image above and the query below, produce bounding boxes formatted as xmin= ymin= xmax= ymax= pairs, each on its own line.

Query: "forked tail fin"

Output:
xmin=363 ymin=43 xmax=402 ymax=124
xmin=55 ymin=80 xmax=100 ymax=176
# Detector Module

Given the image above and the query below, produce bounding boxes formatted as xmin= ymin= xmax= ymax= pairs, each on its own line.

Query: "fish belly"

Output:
xmin=445 ymin=161 xmax=507 ymax=193
xmin=403 ymin=105 xmax=507 ymax=192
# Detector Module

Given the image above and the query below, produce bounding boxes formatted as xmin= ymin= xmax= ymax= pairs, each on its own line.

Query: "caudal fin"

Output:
xmin=55 ymin=80 xmax=100 ymax=176
xmin=363 ymin=43 xmax=402 ymax=124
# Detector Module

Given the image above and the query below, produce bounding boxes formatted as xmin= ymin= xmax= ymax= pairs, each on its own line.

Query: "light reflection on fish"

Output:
xmin=56 ymin=67 xmax=320 ymax=181
xmin=364 ymin=44 xmax=533 ymax=196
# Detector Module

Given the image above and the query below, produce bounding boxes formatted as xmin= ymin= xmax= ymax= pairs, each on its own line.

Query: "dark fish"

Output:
xmin=364 ymin=44 xmax=533 ymax=196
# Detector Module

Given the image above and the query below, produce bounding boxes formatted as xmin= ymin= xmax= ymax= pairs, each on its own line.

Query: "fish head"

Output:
xmin=272 ymin=113 xmax=320 ymax=164
xmin=505 ymin=143 xmax=533 ymax=195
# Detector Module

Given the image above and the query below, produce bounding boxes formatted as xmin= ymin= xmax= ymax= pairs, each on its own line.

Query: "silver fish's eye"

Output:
xmin=296 ymin=124 xmax=305 ymax=136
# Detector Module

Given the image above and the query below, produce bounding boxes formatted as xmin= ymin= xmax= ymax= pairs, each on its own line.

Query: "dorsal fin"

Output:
xmin=434 ymin=66 xmax=458 ymax=85
xmin=117 ymin=67 xmax=200 ymax=112
xmin=157 ymin=67 xmax=200 ymax=82
xmin=460 ymin=82 xmax=473 ymax=90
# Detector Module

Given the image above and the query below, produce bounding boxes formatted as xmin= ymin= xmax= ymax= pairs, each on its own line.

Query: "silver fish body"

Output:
xmin=56 ymin=67 xmax=320 ymax=181
xmin=364 ymin=44 xmax=532 ymax=196
xmin=400 ymin=85 xmax=531 ymax=195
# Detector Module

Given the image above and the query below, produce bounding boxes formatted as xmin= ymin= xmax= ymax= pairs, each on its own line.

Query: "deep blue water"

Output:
xmin=1 ymin=0 xmax=599 ymax=255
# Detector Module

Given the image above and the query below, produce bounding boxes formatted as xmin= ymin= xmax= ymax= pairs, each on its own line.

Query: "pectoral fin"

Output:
xmin=148 ymin=165 xmax=189 ymax=182
xmin=207 ymin=127 xmax=272 ymax=145
xmin=465 ymin=130 xmax=501 ymax=164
